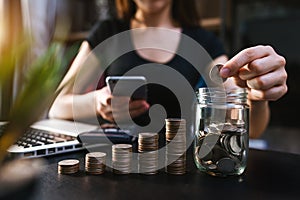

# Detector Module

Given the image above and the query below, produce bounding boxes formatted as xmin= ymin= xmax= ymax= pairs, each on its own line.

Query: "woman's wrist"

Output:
xmin=248 ymin=100 xmax=269 ymax=112
xmin=248 ymin=100 xmax=270 ymax=138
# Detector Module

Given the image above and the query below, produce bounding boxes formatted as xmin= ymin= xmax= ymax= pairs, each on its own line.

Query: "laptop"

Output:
xmin=0 ymin=118 xmax=137 ymax=159
xmin=0 ymin=119 xmax=98 ymax=158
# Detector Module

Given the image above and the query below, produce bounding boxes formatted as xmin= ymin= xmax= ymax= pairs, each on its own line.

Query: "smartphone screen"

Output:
xmin=105 ymin=76 xmax=147 ymax=100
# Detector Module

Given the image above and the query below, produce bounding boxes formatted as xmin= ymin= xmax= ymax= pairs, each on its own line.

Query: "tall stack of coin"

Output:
xmin=58 ymin=159 xmax=80 ymax=174
xmin=112 ymin=144 xmax=132 ymax=174
xmin=85 ymin=152 xmax=106 ymax=175
xmin=138 ymin=132 xmax=159 ymax=175
xmin=165 ymin=118 xmax=187 ymax=175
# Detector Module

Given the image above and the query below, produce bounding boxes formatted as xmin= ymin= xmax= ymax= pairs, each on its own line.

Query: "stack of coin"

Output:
xmin=165 ymin=118 xmax=187 ymax=175
xmin=138 ymin=132 xmax=159 ymax=175
xmin=58 ymin=159 xmax=80 ymax=174
xmin=85 ymin=152 xmax=106 ymax=175
xmin=112 ymin=144 xmax=132 ymax=174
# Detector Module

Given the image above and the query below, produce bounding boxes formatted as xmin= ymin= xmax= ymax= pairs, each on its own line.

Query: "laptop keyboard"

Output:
xmin=0 ymin=123 xmax=134 ymax=158
xmin=0 ymin=125 xmax=77 ymax=148
xmin=0 ymin=124 xmax=82 ymax=158
xmin=16 ymin=128 xmax=76 ymax=148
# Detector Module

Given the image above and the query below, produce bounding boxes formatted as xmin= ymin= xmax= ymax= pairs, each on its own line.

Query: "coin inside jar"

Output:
xmin=209 ymin=64 xmax=227 ymax=84
xmin=216 ymin=157 xmax=235 ymax=173
xmin=229 ymin=135 xmax=242 ymax=155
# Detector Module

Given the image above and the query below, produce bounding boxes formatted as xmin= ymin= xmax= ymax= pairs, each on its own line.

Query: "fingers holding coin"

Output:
xmin=209 ymin=64 xmax=227 ymax=84
xmin=219 ymin=45 xmax=287 ymax=101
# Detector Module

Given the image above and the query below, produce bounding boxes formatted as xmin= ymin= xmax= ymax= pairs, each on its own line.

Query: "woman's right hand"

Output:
xmin=95 ymin=86 xmax=149 ymax=123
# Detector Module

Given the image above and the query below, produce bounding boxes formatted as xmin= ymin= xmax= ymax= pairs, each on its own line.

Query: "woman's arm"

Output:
xmin=49 ymin=41 xmax=149 ymax=122
xmin=48 ymin=41 xmax=99 ymax=120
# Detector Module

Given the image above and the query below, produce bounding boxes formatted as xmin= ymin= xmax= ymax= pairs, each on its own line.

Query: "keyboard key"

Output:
xmin=32 ymin=143 xmax=42 ymax=147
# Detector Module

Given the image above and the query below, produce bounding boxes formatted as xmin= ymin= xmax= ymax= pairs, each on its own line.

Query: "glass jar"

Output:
xmin=194 ymin=87 xmax=249 ymax=177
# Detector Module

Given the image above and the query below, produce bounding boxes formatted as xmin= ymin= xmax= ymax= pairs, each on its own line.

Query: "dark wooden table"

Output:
xmin=22 ymin=148 xmax=300 ymax=200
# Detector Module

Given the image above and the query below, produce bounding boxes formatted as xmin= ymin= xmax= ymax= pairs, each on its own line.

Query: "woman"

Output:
xmin=49 ymin=0 xmax=287 ymax=138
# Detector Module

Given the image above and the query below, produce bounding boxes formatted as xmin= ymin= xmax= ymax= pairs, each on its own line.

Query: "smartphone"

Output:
xmin=105 ymin=76 xmax=147 ymax=100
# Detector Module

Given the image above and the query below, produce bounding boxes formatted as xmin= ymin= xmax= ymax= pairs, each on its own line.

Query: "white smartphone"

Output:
xmin=105 ymin=76 xmax=147 ymax=100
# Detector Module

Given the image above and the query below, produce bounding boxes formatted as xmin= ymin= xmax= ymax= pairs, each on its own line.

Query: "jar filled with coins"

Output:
xmin=194 ymin=87 xmax=249 ymax=177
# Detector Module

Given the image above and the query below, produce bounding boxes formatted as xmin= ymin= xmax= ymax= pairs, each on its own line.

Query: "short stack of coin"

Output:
xmin=165 ymin=118 xmax=187 ymax=175
xmin=112 ymin=144 xmax=132 ymax=174
xmin=85 ymin=152 xmax=106 ymax=175
xmin=138 ymin=132 xmax=159 ymax=174
xmin=58 ymin=159 xmax=80 ymax=174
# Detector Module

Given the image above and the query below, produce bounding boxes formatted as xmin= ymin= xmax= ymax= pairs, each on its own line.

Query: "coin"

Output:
xmin=209 ymin=64 xmax=227 ymax=84
xmin=229 ymin=135 xmax=242 ymax=154
xmin=58 ymin=159 xmax=80 ymax=174
xmin=86 ymin=152 xmax=106 ymax=158
xmin=85 ymin=152 xmax=106 ymax=175
xmin=112 ymin=144 xmax=132 ymax=174
xmin=58 ymin=159 xmax=79 ymax=166
xmin=112 ymin=144 xmax=132 ymax=150
xmin=138 ymin=132 xmax=159 ymax=152
xmin=138 ymin=132 xmax=159 ymax=174
xmin=216 ymin=157 xmax=235 ymax=173
xmin=219 ymin=125 xmax=246 ymax=156
xmin=165 ymin=118 xmax=187 ymax=175
xmin=165 ymin=154 xmax=186 ymax=175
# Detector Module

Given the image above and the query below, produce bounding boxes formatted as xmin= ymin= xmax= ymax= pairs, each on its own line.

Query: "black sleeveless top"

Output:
xmin=86 ymin=19 xmax=226 ymax=127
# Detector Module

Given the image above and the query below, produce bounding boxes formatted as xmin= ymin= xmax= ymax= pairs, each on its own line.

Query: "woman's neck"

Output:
xmin=132 ymin=6 xmax=176 ymax=29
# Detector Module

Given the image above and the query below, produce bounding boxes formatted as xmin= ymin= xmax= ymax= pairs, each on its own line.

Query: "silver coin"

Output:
xmin=216 ymin=157 xmax=235 ymax=173
xmin=112 ymin=144 xmax=132 ymax=150
xmin=58 ymin=159 xmax=80 ymax=166
xmin=86 ymin=152 xmax=106 ymax=158
xmin=85 ymin=152 xmax=106 ymax=175
xmin=209 ymin=64 xmax=227 ymax=84
xmin=58 ymin=159 xmax=80 ymax=174
xmin=229 ymin=135 xmax=242 ymax=154
xmin=139 ymin=132 xmax=158 ymax=138
xmin=165 ymin=118 xmax=186 ymax=123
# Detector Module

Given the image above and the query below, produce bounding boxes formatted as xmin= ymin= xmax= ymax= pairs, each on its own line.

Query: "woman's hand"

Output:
xmin=95 ymin=86 xmax=149 ymax=123
xmin=221 ymin=45 xmax=287 ymax=101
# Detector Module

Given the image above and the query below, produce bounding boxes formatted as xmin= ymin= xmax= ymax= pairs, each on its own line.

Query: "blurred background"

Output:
xmin=1 ymin=0 xmax=299 ymax=154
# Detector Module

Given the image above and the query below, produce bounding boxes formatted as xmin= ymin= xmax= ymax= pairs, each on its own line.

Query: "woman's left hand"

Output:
xmin=220 ymin=45 xmax=287 ymax=101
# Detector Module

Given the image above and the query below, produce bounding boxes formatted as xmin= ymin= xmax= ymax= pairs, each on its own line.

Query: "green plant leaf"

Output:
xmin=0 ymin=41 xmax=77 ymax=164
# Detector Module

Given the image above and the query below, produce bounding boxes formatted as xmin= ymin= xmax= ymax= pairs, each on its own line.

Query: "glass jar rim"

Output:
xmin=197 ymin=87 xmax=248 ymax=104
